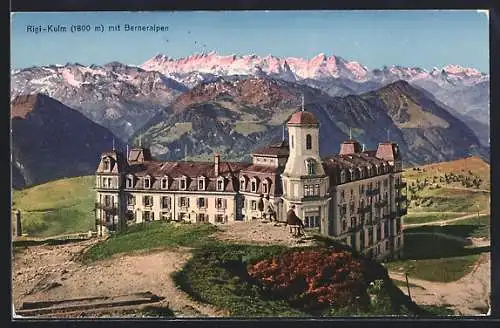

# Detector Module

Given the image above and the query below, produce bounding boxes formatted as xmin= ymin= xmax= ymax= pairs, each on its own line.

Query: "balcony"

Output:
xmin=374 ymin=200 xmax=388 ymax=208
xmin=95 ymin=202 xmax=118 ymax=215
xmin=366 ymin=188 xmax=380 ymax=197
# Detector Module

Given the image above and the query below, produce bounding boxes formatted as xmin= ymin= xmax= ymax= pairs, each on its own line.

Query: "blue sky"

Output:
xmin=11 ymin=10 xmax=489 ymax=72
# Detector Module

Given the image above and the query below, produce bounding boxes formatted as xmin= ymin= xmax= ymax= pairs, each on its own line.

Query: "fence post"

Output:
xmin=405 ymin=272 xmax=412 ymax=301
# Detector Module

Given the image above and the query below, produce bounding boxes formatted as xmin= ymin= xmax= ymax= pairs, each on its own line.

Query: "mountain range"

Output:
xmin=10 ymin=52 xmax=490 ymax=188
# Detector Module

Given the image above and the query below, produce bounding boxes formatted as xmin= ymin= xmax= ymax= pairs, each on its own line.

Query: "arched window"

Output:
xmin=306 ymin=159 xmax=316 ymax=175
xmin=306 ymin=134 xmax=312 ymax=150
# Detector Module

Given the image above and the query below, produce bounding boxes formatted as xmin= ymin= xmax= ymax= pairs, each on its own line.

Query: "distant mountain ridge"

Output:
xmin=11 ymin=94 xmax=124 ymax=189
xmin=11 ymin=52 xmax=489 ymax=146
xmin=134 ymin=76 xmax=487 ymax=166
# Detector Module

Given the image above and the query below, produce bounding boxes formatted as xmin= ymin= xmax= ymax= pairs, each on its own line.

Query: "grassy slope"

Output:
xmin=403 ymin=156 xmax=490 ymax=189
xmin=82 ymin=221 xmax=217 ymax=262
xmin=12 ymin=176 xmax=95 ymax=237
xmin=402 ymin=156 xmax=490 ymax=223
xmin=386 ymin=232 xmax=489 ymax=282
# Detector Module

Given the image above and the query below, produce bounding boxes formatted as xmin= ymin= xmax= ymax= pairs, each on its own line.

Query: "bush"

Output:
xmin=247 ymin=249 xmax=385 ymax=311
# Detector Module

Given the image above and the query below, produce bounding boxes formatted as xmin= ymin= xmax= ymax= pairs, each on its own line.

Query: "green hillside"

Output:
xmin=12 ymin=176 xmax=95 ymax=237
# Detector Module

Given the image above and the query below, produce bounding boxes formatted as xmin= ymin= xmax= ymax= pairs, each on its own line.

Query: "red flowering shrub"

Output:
xmin=247 ymin=249 xmax=382 ymax=310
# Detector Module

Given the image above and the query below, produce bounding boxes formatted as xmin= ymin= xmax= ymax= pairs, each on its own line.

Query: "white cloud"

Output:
xmin=476 ymin=10 xmax=489 ymax=19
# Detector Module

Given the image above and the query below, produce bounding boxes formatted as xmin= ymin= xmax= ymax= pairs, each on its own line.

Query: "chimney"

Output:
xmin=214 ymin=153 xmax=220 ymax=176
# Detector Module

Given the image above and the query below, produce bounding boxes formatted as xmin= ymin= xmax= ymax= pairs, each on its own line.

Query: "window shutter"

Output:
xmin=187 ymin=198 xmax=190 ymax=207
xmin=152 ymin=212 xmax=155 ymax=220
xmin=224 ymin=199 xmax=227 ymax=209
xmin=205 ymin=198 xmax=208 ymax=208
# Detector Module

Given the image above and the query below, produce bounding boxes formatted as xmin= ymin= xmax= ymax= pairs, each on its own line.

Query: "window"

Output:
xmin=340 ymin=170 xmax=346 ymax=184
xmin=350 ymin=170 xmax=354 ymax=181
xmin=304 ymin=216 xmax=320 ymax=228
xmin=161 ymin=177 xmax=168 ymax=189
xmin=104 ymin=195 xmax=111 ymax=207
xmin=367 ymin=167 xmax=372 ymax=177
xmin=306 ymin=134 xmax=312 ymax=150
xmin=144 ymin=177 xmax=151 ymax=189
xmin=304 ymin=185 xmax=310 ymax=197
xmin=197 ymin=213 xmax=207 ymax=223
xmin=251 ymin=180 xmax=257 ymax=192
xmin=216 ymin=198 xmax=226 ymax=209
xmin=126 ymin=176 xmax=134 ymax=188
xmin=217 ymin=178 xmax=224 ymax=191
xmin=307 ymin=160 xmax=316 ymax=175
xmin=314 ymin=184 xmax=320 ymax=196
xmin=179 ymin=197 xmax=189 ymax=208
xmin=143 ymin=211 xmax=153 ymax=222
xmin=384 ymin=222 xmax=389 ymax=237
xmin=263 ymin=182 xmax=268 ymax=194
xmin=359 ymin=168 xmax=364 ymax=179
xmin=127 ymin=195 xmax=135 ymax=206
xmin=342 ymin=220 xmax=347 ymax=231
xmin=161 ymin=196 xmax=171 ymax=209
xmin=161 ymin=212 xmax=171 ymax=221
xmin=240 ymin=178 xmax=246 ymax=191
xmin=102 ymin=177 xmax=112 ymax=188
xmin=180 ymin=178 xmax=187 ymax=190
xmin=197 ymin=197 xmax=207 ymax=208
xmin=385 ymin=240 xmax=389 ymax=250
xmin=215 ymin=214 xmax=225 ymax=223
xmin=143 ymin=195 xmax=153 ymax=207
xmin=341 ymin=190 xmax=345 ymax=201
xmin=103 ymin=159 xmax=110 ymax=171
xmin=251 ymin=200 xmax=257 ymax=210
xmin=360 ymin=184 xmax=365 ymax=194
xmin=291 ymin=135 xmax=294 ymax=149
xmin=198 ymin=178 xmax=205 ymax=190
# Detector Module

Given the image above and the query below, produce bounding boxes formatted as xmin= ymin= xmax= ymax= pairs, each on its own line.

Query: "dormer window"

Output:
xmin=144 ymin=176 xmax=151 ymax=189
xmin=198 ymin=177 xmax=206 ymax=190
xmin=240 ymin=177 xmax=246 ymax=191
xmin=367 ymin=166 xmax=372 ymax=177
xmin=126 ymin=175 xmax=134 ymax=188
xmin=340 ymin=170 xmax=346 ymax=184
xmin=180 ymin=177 xmax=187 ymax=190
xmin=306 ymin=159 xmax=316 ymax=175
xmin=251 ymin=178 xmax=258 ymax=193
xmin=161 ymin=176 xmax=169 ymax=189
xmin=349 ymin=169 xmax=354 ymax=181
xmin=217 ymin=177 xmax=224 ymax=191
xmin=103 ymin=159 xmax=110 ymax=171
xmin=263 ymin=181 xmax=269 ymax=194
xmin=359 ymin=168 xmax=364 ymax=179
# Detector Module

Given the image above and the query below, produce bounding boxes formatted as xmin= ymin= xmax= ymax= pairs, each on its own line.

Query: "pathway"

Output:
xmin=404 ymin=210 xmax=490 ymax=228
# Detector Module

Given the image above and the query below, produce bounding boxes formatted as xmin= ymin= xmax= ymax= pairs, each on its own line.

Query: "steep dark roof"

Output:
xmin=252 ymin=141 xmax=289 ymax=157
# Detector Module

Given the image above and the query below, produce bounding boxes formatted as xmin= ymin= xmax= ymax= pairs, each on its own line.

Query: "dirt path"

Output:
xmin=404 ymin=210 xmax=490 ymax=228
xmin=12 ymin=240 xmax=225 ymax=318
xmin=443 ymin=186 xmax=490 ymax=193
xmin=389 ymin=251 xmax=490 ymax=316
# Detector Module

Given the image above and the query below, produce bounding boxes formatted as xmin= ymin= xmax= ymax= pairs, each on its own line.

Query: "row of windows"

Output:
xmin=290 ymin=134 xmax=313 ymax=150
xmin=129 ymin=195 xmax=228 ymax=210
xmin=339 ymin=165 xmax=391 ymax=184
xmin=304 ymin=184 xmax=320 ymax=197
xmin=140 ymin=211 xmax=225 ymax=223
xmin=126 ymin=176 xmax=227 ymax=191
xmin=240 ymin=178 xmax=271 ymax=194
